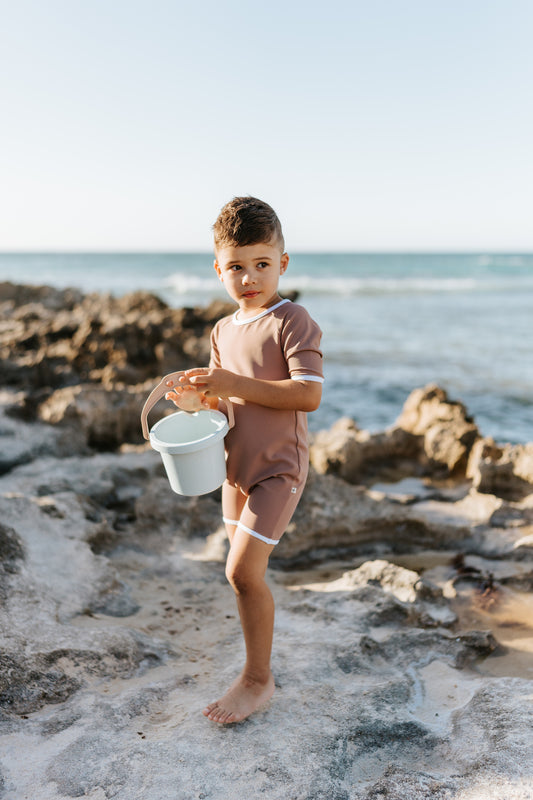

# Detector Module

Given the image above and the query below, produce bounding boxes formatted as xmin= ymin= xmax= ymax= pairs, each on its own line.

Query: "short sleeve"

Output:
xmin=280 ymin=305 xmax=324 ymax=383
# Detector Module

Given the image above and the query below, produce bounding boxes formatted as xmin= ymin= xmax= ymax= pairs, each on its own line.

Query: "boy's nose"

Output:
xmin=242 ymin=272 xmax=256 ymax=285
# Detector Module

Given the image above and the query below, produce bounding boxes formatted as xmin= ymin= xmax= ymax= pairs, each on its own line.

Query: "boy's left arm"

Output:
xmin=179 ymin=368 xmax=322 ymax=412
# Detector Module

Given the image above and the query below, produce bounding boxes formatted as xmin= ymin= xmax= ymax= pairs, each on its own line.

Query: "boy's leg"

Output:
xmin=202 ymin=529 xmax=275 ymax=724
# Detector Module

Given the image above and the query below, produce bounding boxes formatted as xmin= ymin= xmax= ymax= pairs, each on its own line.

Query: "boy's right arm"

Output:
xmin=179 ymin=367 xmax=322 ymax=413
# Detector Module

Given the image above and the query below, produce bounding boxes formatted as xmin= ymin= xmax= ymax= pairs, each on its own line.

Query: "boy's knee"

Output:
xmin=225 ymin=561 xmax=259 ymax=595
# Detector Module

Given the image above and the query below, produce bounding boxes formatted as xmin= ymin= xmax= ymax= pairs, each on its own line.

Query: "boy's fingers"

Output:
xmin=166 ymin=371 xmax=186 ymax=386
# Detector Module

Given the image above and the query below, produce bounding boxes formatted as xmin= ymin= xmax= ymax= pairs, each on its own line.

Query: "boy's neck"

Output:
xmin=237 ymin=293 xmax=284 ymax=320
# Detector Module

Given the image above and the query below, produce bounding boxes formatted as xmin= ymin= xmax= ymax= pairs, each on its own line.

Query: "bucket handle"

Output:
xmin=140 ymin=371 xmax=235 ymax=440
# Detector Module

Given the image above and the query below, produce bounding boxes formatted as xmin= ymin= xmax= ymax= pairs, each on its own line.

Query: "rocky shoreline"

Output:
xmin=1 ymin=283 xmax=532 ymax=799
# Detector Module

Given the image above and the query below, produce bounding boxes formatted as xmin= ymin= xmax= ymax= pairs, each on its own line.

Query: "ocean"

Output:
xmin=1 ymin=252 xmax=532 ymax=444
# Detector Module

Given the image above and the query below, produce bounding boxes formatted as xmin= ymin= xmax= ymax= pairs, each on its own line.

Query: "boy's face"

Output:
xmin=214 ymin=240 xmax=289 ymax=318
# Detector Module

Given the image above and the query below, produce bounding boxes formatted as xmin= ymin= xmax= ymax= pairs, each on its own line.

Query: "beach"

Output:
xmin=1 ymin=281 xmax=533 ymax=799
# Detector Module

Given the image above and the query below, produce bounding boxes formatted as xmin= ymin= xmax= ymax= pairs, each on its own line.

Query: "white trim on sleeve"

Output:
xmin=291 ymin=375 xmax=324 ymax=383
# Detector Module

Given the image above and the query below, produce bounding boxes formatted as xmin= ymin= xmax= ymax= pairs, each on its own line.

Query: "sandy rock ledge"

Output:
xmin=1 ymin=389 xmax=533 ymax=799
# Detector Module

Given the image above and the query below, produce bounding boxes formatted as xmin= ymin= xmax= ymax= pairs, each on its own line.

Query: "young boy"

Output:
xmin=166 ymin=196 xmax=323 ymax=723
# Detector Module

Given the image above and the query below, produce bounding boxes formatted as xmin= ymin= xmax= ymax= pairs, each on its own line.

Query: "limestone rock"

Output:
xmin=37 ymin=384 xmax=151 ymax=449
xmin=310 ymin=417 xmax=421 ymax=484
xmin=0 ymin=391 xmax=89 ymax=471
xmin=275 ymin=468 xmax=474 ymax=564
xmin=0 ymin=283 xmax=235 ymax=420
xmin=468 ymin=437 xmax=533 ymax=501
xmin=1 ymin=421 xmax=533 ymax=798
xmin=309 ymin=385 xmax=482 ymax=485
xmin=332 ymin=559 xmax=422 ymax=602
xmin=395 ymin=383 xmax=480 ymax=475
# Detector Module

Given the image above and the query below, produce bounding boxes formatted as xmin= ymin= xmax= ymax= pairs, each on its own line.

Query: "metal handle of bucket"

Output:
xmin=140 ymin=371 xmax=235 ymax=440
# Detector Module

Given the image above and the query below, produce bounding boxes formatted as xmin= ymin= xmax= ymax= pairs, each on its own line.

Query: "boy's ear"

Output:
xmin=213 ymin=259 xmax=223 ymax=280
xmin=280 ymin=252 xmax=289 ymax=275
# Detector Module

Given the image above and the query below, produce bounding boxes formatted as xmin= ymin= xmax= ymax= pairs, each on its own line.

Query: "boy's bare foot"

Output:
xmin=202 ymin=671 xmax=275 ymax=724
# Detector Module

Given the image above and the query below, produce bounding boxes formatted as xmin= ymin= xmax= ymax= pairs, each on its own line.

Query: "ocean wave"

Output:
xmin=475 ymin=254 xmax=529 ymax=267
xmin=163 ymin=272 xmax=533 ymax=297
xmin=163 ymin=273 xmax=222 ymax=294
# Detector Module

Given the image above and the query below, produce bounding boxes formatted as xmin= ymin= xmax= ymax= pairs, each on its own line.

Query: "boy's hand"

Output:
xmin=179 ymin=368 xmax=236 ymax=399
xmin=165 ymin=384 xmax=209 ymax=411
xmin=178 ymin=367 xmax=322 ymax=412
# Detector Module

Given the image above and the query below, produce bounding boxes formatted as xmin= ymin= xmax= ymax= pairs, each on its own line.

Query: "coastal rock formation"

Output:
xmin=1 ymin=285 xmax=532 ymax=799
xmin=394 ymin=383 xmax=481 ymax=474
xmin=0 ymin=282 xmax=296 ymax=450
xmin=310 ymin=383 xmax=533 ymax=504
xmin=37 ymin=383 xmax=152 ymax=450
xmin=468 ymin=437 xmax=533 ymax=501
xmin=309 ymin=417 xmax=421 ymax=484
xmin=0 ymin=279 xmax=233 ymax=406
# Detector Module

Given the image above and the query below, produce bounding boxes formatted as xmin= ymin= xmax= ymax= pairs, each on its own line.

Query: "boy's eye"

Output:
xmin=229 ymin=265 xmax=242 ymax=272
xmin=257 ymin=262 xmax=269 ymax=269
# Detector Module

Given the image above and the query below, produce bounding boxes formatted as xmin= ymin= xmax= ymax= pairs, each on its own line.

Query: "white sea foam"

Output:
xmin=162 ymin=271 xmax=532 ymax=298
xmin=281 ymin=276 xmax=482 ymax=295
xmin=163 ymin=273 xmax=221 ymax=294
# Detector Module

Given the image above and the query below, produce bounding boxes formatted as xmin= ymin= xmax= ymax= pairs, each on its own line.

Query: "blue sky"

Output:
xmin=1 ymin=0 xmax=532 ymax=251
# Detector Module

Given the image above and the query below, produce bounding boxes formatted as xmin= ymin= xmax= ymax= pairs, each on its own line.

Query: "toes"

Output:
xmin=202 ymin=702 xmax=237 ymax=724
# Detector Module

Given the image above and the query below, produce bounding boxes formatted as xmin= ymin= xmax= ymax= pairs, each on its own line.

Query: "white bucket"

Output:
xmin=149 ymin=409 xmax=229 ymax=496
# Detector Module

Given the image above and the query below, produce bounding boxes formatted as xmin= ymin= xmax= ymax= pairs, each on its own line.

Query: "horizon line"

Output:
xmin=1 ymin=249 xmax=532 ymax=256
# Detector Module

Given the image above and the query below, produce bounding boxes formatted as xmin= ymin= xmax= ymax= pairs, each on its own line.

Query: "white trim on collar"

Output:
xmin=232 ymin=298 xmax=290 ymax=326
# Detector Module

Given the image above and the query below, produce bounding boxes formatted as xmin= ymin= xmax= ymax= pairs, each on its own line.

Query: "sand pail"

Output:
xmin=140 ymin=371 xmax=234 ymax=496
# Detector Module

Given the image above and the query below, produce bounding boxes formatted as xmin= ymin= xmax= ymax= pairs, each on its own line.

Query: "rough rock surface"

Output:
xmin=395 ymin=384 xmax=480 ymax=474
xmin=1 ymin=286 xmax=532 ymax=799
xmin=468 ymin=438 xmax=533 ymax=501
xmin=310 ymin=383 xmax=533 ymax=503
xmin=1 ymin=404 xmax=532 ymax=799
xmin=0 ymin=282 xmax=237 ymax=449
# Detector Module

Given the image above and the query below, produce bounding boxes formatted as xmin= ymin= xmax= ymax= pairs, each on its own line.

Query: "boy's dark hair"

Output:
xmin=213 ymin=196 xmax=285 ymax=252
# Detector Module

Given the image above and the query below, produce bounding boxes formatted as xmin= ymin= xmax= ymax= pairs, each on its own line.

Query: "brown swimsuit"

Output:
xmin=209 ymin=299 xmax=323 ymax=545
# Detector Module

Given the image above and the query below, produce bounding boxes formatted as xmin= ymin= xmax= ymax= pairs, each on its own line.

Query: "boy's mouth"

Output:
xmin=242 ymin=291 xmax=260 ymax=298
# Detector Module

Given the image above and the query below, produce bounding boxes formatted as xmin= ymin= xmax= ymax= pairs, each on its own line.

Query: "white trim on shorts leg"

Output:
xmin=236 ymin=521 xmax=280 ymax=546
xmin=222 ymin=517 xmax=279 ymax=546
